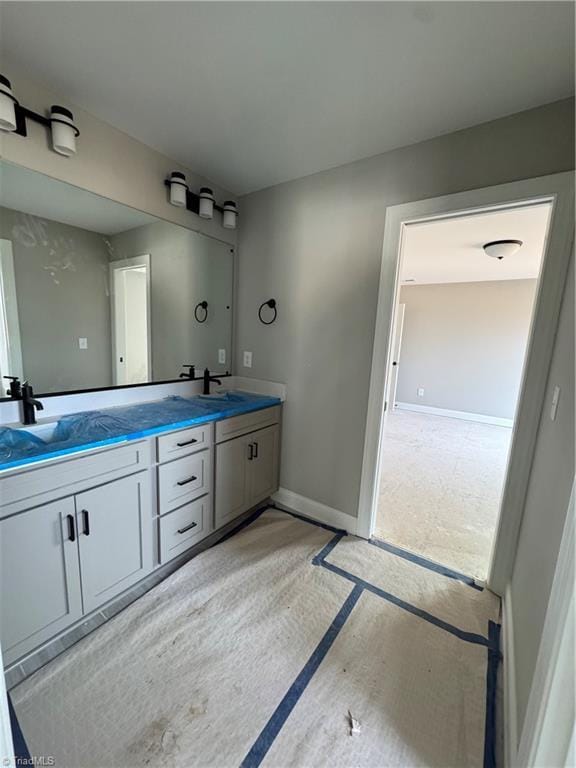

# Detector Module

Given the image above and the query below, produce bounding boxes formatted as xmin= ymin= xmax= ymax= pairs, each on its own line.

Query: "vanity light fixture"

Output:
xmin=198 ymin=188 xmax=215 ymax=219
xmin=165 ymin=173 xmax=238 ymax=229
xmin=483 ymin=239 xmax=523 ymax=260
xmin=0 ymin=73 xmax=80 ymax=157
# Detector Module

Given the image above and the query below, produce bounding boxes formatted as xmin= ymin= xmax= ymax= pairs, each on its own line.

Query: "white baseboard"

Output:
xmin=272 ymin=487 xmax=358 ymax=535
xmin=503 ymin=585 xmax=518 ymax=768
xmin=395 ymin=402 xmax=513 ymax=428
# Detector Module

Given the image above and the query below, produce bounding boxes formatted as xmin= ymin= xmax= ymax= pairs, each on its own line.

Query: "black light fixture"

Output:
xmin=165 ymin=172 xmax=237 ymax=229
xmin=0 ymin=73 xmax=79 ymax=156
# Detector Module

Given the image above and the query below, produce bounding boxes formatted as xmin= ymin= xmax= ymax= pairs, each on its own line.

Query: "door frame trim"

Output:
xmin=356 ymin=172 xmax=574 ymax=595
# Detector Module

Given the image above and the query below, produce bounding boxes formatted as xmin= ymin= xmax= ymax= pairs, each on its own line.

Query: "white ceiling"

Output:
xmin=0 ymin=162 xmax=155 ymax=234
xmin=1 ymin=2 xmax=573 ymax=195
xmin=400 ymin=202 xmax=552 ymax=285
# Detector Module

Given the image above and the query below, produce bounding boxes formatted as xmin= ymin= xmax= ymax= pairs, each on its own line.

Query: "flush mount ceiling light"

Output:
xmin=165 ymin=173 xmax=237 ymax=230
xmin=0 ymin=73 xmax=79 ymax=157
xmin=483 ymin=239 xmax=523 ymax=260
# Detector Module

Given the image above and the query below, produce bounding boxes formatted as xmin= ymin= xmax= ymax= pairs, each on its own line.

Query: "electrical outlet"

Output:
xmin=417 ymin=387 xmax=424 ymax=398
xmin=218 ymin=349 xmax=226 ymax=364
xmin=79 ymin=338 xmax=88 ymax=349
xmin=243 ymin=351 xmax=253 ymax=368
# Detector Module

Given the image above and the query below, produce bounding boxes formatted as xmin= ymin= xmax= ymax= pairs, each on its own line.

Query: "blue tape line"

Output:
xmin=241 ymin=583 xmax=364 ymax=768
xmin=8 ymin=693 xmax=30 ymax=762
xmin=321 ymin=559 xmax=490 ymax=647
xmin=370 ymin=537 xmax=483 ymax=590
xmin=311 ymin=532 xmax=346 ymax=566
xmin=484 ymin=621 xmax=502 ymax=768
xmin=212 ymin=507 xmax=267 ymax=547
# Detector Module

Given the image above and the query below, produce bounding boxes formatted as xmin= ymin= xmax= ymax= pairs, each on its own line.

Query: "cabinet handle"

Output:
xmin=177 ymin=521 xmax=198 ymax=535
xmin=66 ymin=514 xmax=76 ymax=542
xmin=253 ymin=441 xmax=259 ymax=459
xmin=176 ymin=438 xmax=198 ymax=447
xmin=248 ymin=443 xmax=254 ymax=461
xmin=81 ymin=509 xmax=90 ymax=536
xmin=177 ymin=475 xmax=197 ymax=486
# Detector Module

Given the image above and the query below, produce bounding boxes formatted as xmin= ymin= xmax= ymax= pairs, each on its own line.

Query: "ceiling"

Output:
xmin=0 ymin=162 xmax=155 ymax=234
xmin=400 ymin=202 xmax=552 ymax=285
xmin=1 ymin=2 xmax=573 ymax=195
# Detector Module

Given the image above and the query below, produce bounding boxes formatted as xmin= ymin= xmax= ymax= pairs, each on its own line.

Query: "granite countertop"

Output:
xmin=0 ymin=391 xmax=282 ymax=473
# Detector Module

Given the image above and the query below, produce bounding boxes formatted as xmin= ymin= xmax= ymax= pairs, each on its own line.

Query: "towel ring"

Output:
xmin=258 ymin=298 xmax=277 ymax=325
xmin=194 ymin=301 xmax=208 ymax=323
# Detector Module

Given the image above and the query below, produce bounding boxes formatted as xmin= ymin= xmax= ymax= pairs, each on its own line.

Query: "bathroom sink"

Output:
xmin=14 ymin=422 xmax=59 ymax=442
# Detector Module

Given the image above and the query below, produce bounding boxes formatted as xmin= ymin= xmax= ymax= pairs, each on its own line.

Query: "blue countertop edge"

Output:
xmin=0 ymin=397 xmax=282 ymax=474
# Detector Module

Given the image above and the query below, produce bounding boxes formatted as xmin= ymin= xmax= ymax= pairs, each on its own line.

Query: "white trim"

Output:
xmin=109 ymin=254 xmax=152 ymax=386
xmin=502 ymin=584 xmax=518 ymax=768
xmin=272 ymin=487 xmax=358 ymax=535
xmin=395 ymin=402 xmax=513 ymax=428
xmin=516 ymin=483 xmax=575 ymax=768
xmin=356 ymin=173 xmax=574 ymax=596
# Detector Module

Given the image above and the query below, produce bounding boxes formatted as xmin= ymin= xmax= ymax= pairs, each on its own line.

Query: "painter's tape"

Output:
xmin=241 ymin=584 xmax=364 ymax=768
xmin=369 ymin=536 xmax=483 ymax=590
xmin=484 ymin=621 xmax=502 ymax=768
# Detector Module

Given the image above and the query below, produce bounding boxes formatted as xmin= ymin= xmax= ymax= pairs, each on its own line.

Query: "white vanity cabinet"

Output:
xmin=215 ymin=408 xmax=281 ymax=527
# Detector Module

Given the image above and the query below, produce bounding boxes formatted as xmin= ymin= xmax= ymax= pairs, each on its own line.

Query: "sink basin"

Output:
xmin=15 ymin=422 xmax=59 ymax=442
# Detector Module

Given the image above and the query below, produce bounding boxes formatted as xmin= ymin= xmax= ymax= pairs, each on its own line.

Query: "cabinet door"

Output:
xmin=0 ymin=497 xmax=82 ymax=666
xmin=215 ymin=435 xmax=251 ymax=527
xmin=248 ymin=425 xmax=280 ymax=506
xmin=76 ymin=472 xmax=153 ymax=614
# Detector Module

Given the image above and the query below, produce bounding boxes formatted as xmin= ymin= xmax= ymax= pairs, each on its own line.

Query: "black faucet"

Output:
xmin=203 ymin=368 xmax=222 ymax=395
xmin=180 ymin=364 xmax=196 ymax=379
xmin=3 ymin=375 xmax=22 ymax=399
xmin=21 ymin=382 xmax=44 ymax=425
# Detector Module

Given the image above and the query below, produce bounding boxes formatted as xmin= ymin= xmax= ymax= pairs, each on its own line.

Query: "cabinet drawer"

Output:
xmin=158 ymin=450 xmax=211 ymax=514
xmin=159 ymin=496 xmax=211 ymax=564
xmin=157 ymin=424 xmax=212 ymax=463
xmin=215 ymin=405 xmax=281 ymax=443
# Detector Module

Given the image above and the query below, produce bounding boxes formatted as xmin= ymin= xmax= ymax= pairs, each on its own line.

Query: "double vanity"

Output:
xmin=0 ymin=391 xmax=282 ymax=669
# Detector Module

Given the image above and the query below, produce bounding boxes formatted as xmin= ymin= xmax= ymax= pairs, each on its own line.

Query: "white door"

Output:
xmin=387 ymin=302 xmax=405 ymax=410
xmin=110 ymin=255 xmax=151 ymax=385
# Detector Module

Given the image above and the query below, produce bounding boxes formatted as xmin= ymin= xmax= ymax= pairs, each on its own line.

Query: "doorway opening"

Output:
xmin=110 ymin=255 xmax=151 ymax=385
xmin=357 ymin=172 xmax=574 ymax=593
xmin=376 ymin=203 xmax=551 ymax=580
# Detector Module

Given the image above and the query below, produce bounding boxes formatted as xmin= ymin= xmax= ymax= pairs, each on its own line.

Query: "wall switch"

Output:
xmin=417 ymin=387 xmax=425 ymax=398
xmin=243 ymin=351 xmax=253 ymax=368
xmin=218 ymin=349 xmax=226 ymax=364
xmin=79 ymin=338 xmax=88 ymax=349
xmin=550 ymin=385 xmax=561 ymax=421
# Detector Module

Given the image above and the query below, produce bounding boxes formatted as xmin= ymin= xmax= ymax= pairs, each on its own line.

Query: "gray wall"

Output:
xmin=509 ymin=253 xmax=574 ymax=741
xmin=110 ymin=222 xmax=234 ymax=379
xmin=237 ymin=98 xmax=574 ymax=519
xmin=396 ymin=280 xmax=537 ymax=419
xmin=0 ymin=206 xmax=112 ymax=392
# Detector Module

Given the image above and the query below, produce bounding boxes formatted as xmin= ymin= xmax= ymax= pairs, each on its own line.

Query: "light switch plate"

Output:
xmin=417 ymin=387 xmax=424 ymax=398
xmin=79 ymin=338 xmax=88 ymax=349
xmin=218 ymin=349 xmax=226 ymax=364
xmin=243 ymin=351 xmax=253 ymax=368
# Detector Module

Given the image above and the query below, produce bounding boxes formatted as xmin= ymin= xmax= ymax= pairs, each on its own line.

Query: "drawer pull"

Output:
xmin=177 ymin=521 xmax=198 ymax=534
xmin=253 ymin=441 xmax=259 ymax=459
xmin=176 ymin=438 xmax=198 ymax=447
xmin=248 ymin=443 xmax=254 ymax=461
xmin=66 ymin=514 xmax=76 ymax=542
xmin=177 ymin=475 xmax=197 ymax=486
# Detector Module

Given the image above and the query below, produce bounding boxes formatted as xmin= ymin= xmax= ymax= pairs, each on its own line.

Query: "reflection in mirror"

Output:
xmin=0 ymin=162 xmax=233 ymax=396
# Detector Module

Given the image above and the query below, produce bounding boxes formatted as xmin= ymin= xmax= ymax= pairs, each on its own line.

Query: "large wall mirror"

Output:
xmin=0 ymin=161 xmax=234 ymax=397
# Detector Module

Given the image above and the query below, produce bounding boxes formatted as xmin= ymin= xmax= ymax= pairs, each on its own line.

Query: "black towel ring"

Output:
xmin=194 ymin=301 xmax=208 ymax=323
xmin=258 ymin=298 xmax=277 ymax=325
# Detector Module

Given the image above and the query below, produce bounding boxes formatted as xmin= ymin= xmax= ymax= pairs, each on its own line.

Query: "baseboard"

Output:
xmin=272 ymin=487 xmax=358 ymax=535
xmin=395 ymin=402 xmax=514 ymax=428
xmin=502 ymin=585 xmax=518 ymax=767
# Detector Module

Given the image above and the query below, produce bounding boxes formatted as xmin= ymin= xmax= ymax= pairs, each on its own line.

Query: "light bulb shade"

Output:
xmin=198 ymin=187 xmax=215 ymax=219
xmin=0 ymin=74 xmax=18 ymax=132
xmin=222 ymin=201 xmax=237 ymax=230
xmin=50 ymin=105 xmax=79 ymax=156
xmin=169 ymin=171 xmax=188 ymax=207
xmin=483 ymin=239 xmax=523 ymax=260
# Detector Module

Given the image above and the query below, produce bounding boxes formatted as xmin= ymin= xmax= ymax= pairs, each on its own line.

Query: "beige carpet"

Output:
xmin=375 ymin=409 xmax=512 ymax=580
xmin=11 ymin=509 xmax=501 ymax=768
